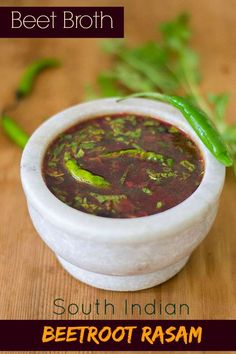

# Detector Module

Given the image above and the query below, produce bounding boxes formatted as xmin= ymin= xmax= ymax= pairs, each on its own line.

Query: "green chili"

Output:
xmin=1 ymin=115 xmax=29 ymax=148
xmin=16 ymin=58 xmax=60 ymax=99
xmin=64 ymin=157 xmax=110 ymax=188
xmin=100 ymin=149 xmax=165 ymax=164
xmin=118 ymin=92 xmax=233 ymax=167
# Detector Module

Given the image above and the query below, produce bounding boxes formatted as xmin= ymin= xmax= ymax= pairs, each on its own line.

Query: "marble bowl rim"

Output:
xmin=20 ymin=98 xmax=225 ymax=244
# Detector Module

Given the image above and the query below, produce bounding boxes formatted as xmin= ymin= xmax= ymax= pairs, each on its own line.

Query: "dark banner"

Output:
xmin=0 ymin=320 xmax=235 ymax=351
xmin=0 ymin=7 xmax=124 ymax=38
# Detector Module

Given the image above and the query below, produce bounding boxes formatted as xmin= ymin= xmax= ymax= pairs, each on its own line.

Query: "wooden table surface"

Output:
xmin=0 ymin=0 xmax=236 ymax=353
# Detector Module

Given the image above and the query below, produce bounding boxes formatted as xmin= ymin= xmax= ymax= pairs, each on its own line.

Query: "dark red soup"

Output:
xmin=43 ymin=114 xmax=204 ymax=218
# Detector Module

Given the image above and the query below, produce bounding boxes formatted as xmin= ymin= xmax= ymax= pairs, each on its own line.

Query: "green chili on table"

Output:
xmin=1 ymin=115 xmax=29 ymax=149
xmin=1 ymin=58 xmax=60 ymax=148
xmin=118 ymin=92 xmax=233 ymax=167
xmin=16 ymin=58 xmax=60 ymax=99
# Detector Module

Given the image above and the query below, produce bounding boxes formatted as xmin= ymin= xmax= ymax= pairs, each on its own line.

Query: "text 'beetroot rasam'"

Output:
xmin=42 ymin=114 xmax=204 ymax=218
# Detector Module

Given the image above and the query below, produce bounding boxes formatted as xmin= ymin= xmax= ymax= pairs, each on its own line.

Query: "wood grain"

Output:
xmin=0 ymin=0 xmax=236 ymax=353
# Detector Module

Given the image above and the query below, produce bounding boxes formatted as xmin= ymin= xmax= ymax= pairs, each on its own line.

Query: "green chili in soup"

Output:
xmin=42 ymin=114 xmax=204 ymax=218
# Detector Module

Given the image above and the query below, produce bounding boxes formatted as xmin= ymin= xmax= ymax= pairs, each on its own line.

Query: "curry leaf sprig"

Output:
xmin=1 ymin=58 xmax=60 ymax=148
xmin=87 ymin=13 xmax=236 ymax=173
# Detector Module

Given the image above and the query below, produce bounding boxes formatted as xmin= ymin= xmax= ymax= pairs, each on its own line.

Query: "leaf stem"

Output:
xmin=182 ymin=66 xmax=213 ymax=119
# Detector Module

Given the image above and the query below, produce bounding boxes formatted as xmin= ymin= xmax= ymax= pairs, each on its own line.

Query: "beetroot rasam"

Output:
xmin=42 ymin=114 xmax=204 ymax=218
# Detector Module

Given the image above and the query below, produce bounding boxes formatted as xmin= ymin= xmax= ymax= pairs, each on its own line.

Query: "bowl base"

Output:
xmin=56 ymin=255 xmax=190 ymax=291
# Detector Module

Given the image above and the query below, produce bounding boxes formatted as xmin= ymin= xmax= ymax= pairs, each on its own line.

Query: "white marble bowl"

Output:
xmin=20 ymin=98 xmax=225 ymax=291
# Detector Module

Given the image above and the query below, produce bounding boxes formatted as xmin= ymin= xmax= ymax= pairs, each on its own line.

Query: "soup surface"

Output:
xmin=43 ymin=114 xmax=204 ymax=218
